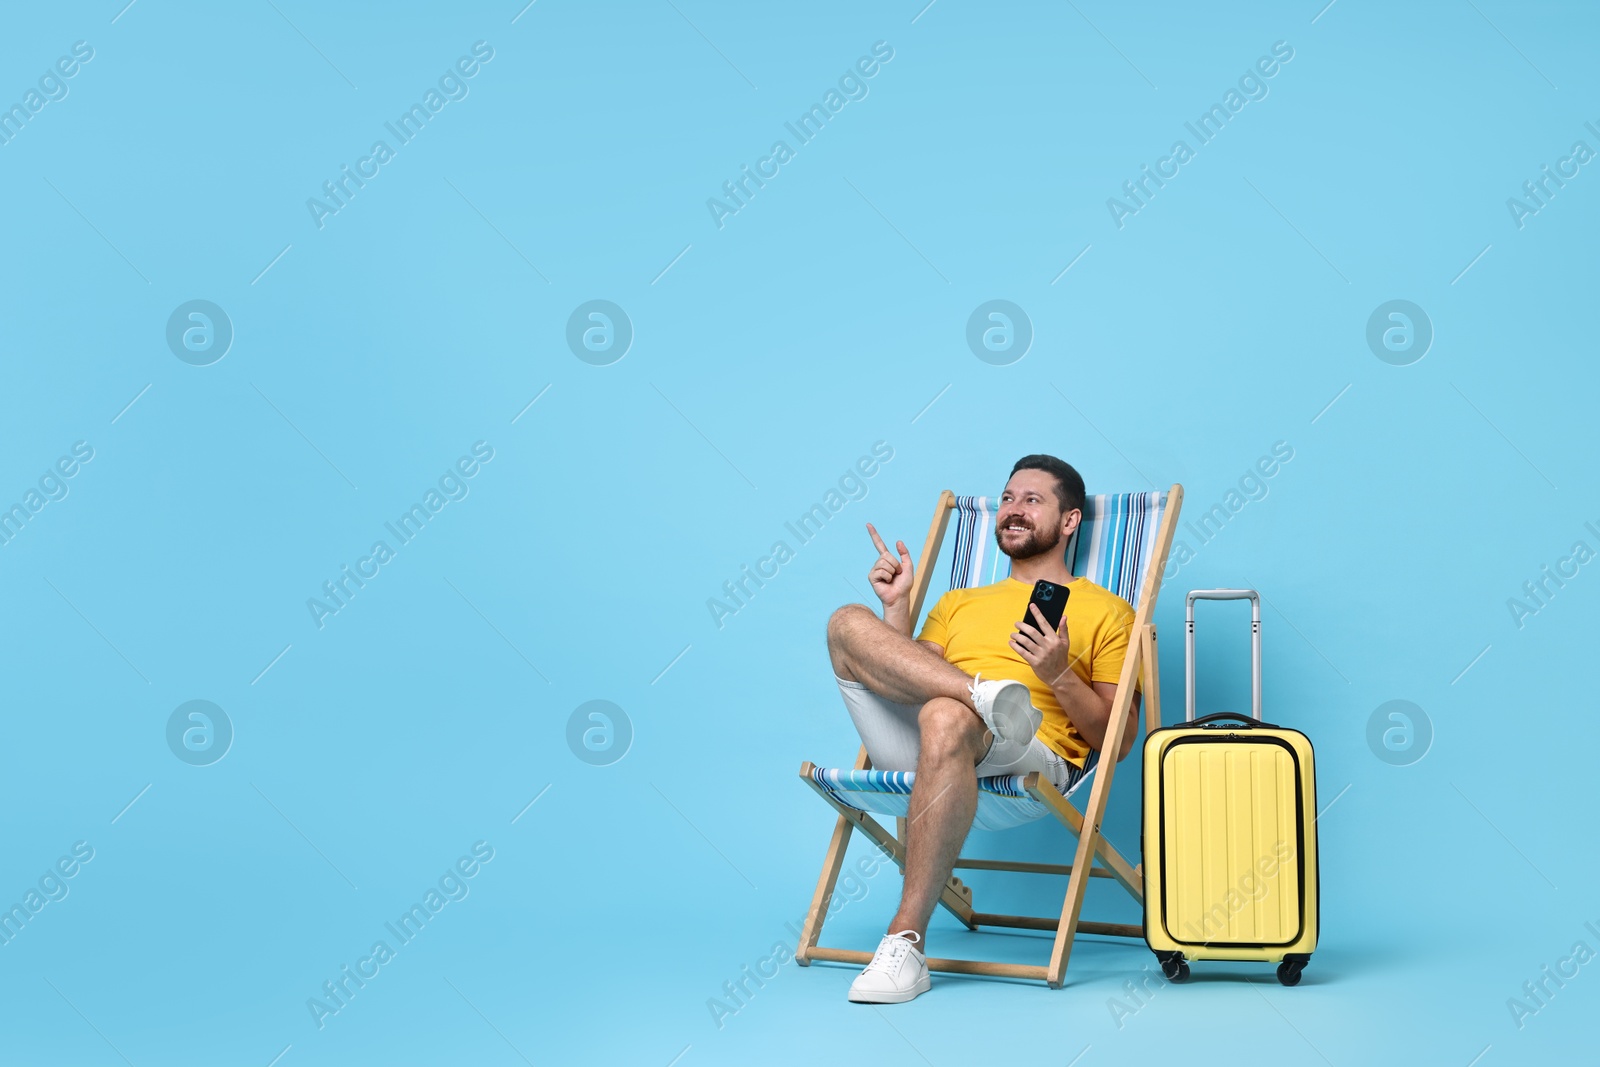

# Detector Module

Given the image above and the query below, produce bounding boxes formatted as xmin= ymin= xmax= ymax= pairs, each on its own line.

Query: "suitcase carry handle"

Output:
xmin=1185 ymin=588 xmax=1262 ymax=722
xmin=1188 ymin=711 xmax=1281 ymax=730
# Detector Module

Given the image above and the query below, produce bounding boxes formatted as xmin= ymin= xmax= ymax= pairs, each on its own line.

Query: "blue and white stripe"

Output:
xmin=949 ymin=491 xmax=1167 ymax=606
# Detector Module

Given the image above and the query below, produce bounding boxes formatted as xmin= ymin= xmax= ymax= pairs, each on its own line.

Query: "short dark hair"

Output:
xmin=1010 ymin=455 xmax=1086 ymax=516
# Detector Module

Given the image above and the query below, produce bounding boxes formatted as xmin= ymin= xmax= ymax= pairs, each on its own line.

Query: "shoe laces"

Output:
xmin=866 ymin=931 xmax=921 ymax=973
xmin=966 ymin=672 xmax=983 ymax=702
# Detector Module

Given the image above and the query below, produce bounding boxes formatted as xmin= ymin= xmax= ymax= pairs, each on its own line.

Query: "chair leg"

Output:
xmin=797 ymin=747 xmax=874 ymax=961
xmin=1142 ymin=624 xmax=1162 ymax=735
xmin=1056 ymin=802 xmax=1142 ymax=903
xmin=1046 ymin=776 xmax=1115 ymax=986
xmin=1045 ymin=642 xmax=1144 ymax=987
xmin=796 ymin=809 xmax=854 ymax=964
xmin=1023 ymin=767 xmax=1135 ymax=987
xmin=1024 ymin=774 xmax=1142 ymax=904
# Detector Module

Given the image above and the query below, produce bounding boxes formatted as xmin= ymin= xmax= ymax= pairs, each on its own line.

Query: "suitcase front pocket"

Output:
xmin=1159 ymin=738 xmax=1306 ymax=948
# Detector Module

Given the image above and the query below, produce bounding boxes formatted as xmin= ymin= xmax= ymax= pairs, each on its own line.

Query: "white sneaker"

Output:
xmin=967 ymin=674 xmax=1043 ymax=765
xmin=848 ymin=930 xmax=931 ymax=1004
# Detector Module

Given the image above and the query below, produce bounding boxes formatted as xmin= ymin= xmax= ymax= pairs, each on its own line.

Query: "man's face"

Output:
xmin=995 ymin=469 xmax=1075 ymax=561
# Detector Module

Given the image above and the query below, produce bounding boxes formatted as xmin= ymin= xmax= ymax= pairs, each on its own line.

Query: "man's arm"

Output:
xmin=1053 ymin=675 xmax=1141 ymax=761
xmin=1013 ymin=605 xmax=1142 ymax=761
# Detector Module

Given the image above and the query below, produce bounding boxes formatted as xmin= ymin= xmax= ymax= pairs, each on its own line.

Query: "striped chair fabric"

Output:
xmin=948 ymin=491 xmax=1168 ymax=608
xmin=819 ymin=491 xmax=1170 ymax=832
xmin=810 ymin=761 xmax=1098 ymax=832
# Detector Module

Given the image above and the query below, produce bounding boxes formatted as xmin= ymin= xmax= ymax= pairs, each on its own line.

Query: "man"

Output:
xmin=826 ymin=454 xmax=1140 ymax=1003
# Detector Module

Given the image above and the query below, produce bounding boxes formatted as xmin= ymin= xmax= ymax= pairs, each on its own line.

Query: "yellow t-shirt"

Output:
xmin=916 ymin=576 xmax=1137 ymax=766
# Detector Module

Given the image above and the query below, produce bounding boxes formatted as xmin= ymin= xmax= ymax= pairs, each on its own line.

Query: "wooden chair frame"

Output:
xmin=795 ymin=484 xmax=1184 ymax=988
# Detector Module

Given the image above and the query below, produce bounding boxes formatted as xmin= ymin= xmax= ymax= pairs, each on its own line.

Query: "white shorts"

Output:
xmin=835 ymin=676 xmax=1095 ymax=797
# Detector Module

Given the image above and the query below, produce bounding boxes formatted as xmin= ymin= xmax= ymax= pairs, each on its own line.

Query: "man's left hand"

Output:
xmin=1011 ymin=604 xmax=1074 ymax=689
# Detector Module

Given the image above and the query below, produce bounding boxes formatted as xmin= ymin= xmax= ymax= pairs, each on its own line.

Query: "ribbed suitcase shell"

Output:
xmin=1143 ymin=724 xmax=1318 ymax=961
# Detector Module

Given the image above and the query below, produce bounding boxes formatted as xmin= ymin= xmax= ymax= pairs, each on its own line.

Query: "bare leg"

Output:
xmin=888 ymin=697 xmax=988 ymax=942
xmin=827 ymin=604 xmax=974 ymax=708
xmin=828 ymin=605 xmax=995 ymax=948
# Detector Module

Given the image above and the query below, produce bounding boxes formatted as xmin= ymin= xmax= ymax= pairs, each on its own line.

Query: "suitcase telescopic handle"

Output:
xmin=1185 ymin=589 xmax=1262 ymax=722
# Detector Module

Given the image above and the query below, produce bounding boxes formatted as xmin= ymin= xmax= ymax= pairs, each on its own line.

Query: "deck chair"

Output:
xmin=796 ymin=484 xmax=1184 ymax=987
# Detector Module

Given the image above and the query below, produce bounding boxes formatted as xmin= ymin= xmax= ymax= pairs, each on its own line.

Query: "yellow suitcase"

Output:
xmin=1142 ymin=589 xmax=1319 ymax=985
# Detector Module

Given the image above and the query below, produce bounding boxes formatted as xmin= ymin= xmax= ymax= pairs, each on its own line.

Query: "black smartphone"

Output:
xmin=1022 ymin=579 xmax=1070 ymax=634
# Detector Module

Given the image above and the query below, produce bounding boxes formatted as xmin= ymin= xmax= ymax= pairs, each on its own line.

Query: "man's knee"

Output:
xmin=918 ymin=697 xmax=986 ymax=761
xmin=826 ymin=603 xmax=876 ymax=648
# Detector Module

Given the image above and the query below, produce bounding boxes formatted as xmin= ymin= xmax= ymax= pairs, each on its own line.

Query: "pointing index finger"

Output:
xmin=866 ymin=523 xmax=891 ymax=557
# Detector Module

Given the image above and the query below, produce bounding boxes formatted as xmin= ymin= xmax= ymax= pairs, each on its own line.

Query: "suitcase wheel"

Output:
xmin=1156 ymin=951 xmax=1189 ymax=982
xmin=1276 ymin=955 xmax=1309 ymax=986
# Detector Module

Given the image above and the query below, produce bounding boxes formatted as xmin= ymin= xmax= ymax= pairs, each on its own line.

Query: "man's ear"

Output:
xmin=1062 ymin=508 xmax=1082 ymax=538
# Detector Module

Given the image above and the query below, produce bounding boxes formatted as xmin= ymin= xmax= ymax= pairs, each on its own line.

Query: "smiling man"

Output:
xmin=825 ymin=454 xmax=1140 ymax=1003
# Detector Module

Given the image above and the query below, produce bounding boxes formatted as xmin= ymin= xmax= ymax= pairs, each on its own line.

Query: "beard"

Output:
xmin=995 ymin=519 xmax=1061 ymax=561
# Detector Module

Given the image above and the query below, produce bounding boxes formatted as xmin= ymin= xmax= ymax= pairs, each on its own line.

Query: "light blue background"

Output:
xmin=1 ymin=1 xmax=1595 ymax=1063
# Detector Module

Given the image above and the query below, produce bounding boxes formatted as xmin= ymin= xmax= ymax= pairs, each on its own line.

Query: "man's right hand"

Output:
xmin=866 ymin=523 xmax=915 ymax=630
